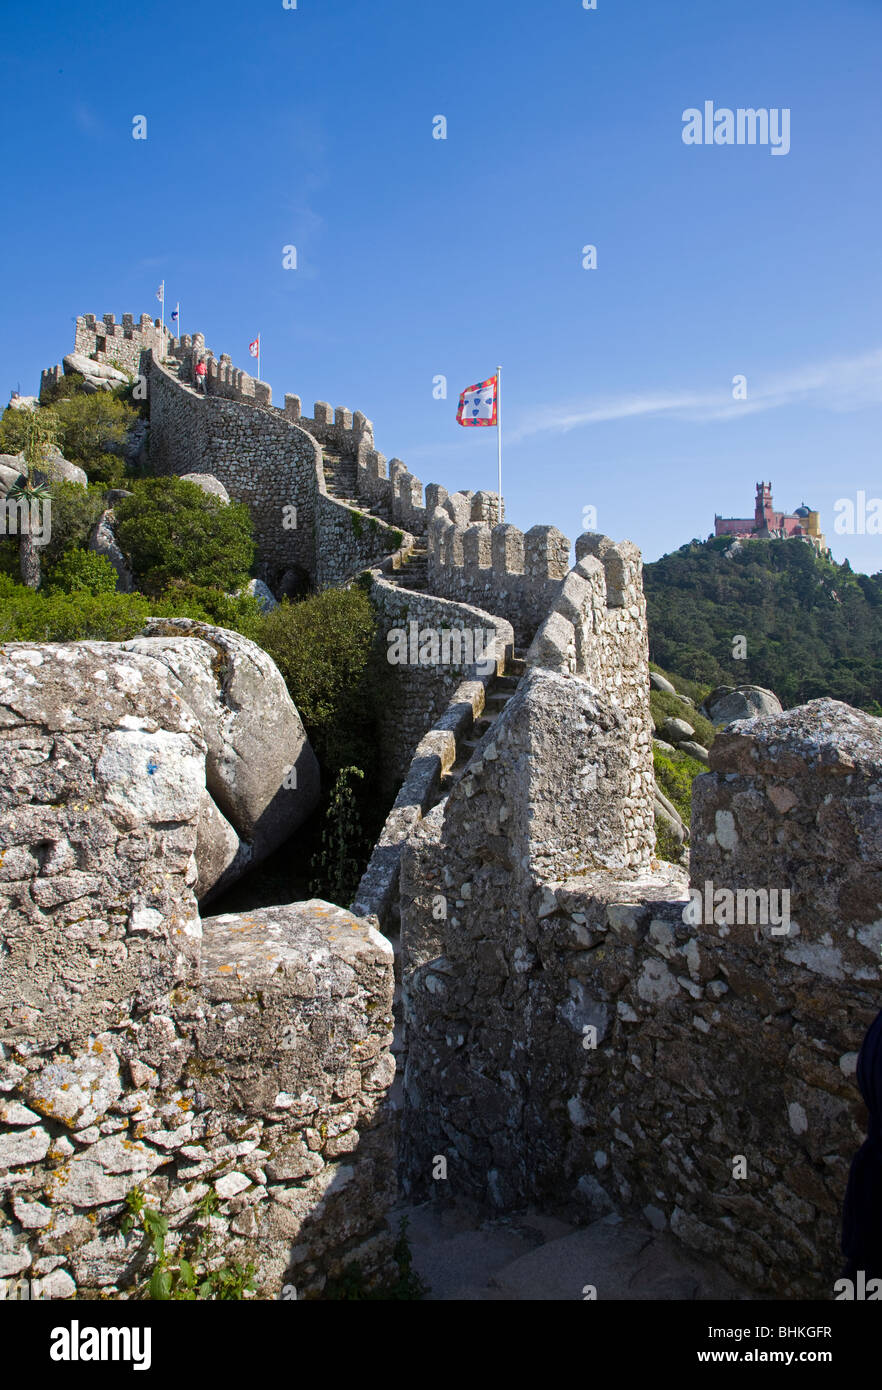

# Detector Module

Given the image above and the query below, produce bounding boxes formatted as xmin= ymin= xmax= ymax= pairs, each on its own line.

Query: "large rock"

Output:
xmin=239 ymin=577 xmax=278 ymax=612
xmin=34 ymin=445 xmax=88 ymax=489
xmin=649 ymin=671 xmax=677 ymax=695
xmin=703 ymin=684 xmax=782 ymax=725
xmin=180 ymin=473 xmax=229 ymax=503
xmin=660 ymin=716 xmax=695 ymax=745
xmin=124 ymin=620 xmax=320 ymax=892
xmin=0 ymin=453 xmax=26 ymax=496
xmin=63 ymin=352 xmax=128 ymax=384
xmin=8 ymin=395 xmax=39 ymax=413
xmin=88 ymin=511 xmax=134 ymax=592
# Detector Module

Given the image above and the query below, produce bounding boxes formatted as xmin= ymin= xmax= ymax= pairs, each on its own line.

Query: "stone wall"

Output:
xmin=352 ymin=562 xmax=514 ymax=927
xmin=398 ymin=676 xmax=882 ymax=1297
xmin=367 ymin=571 xmax=515 ymax=793
xmin=0 ymin=641 xmax=396 ymax=1298
xmin=75 ymin=313 xmax=169 ymax=377
xmin=149 ymin=361 xmax=406 ymax=591
xmin=427 ymin=506 xmax=570 ymax=646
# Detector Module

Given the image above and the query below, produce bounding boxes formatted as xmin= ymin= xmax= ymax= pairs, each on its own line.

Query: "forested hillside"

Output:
xmin=644 ymin=537 xmax=882 ymax=715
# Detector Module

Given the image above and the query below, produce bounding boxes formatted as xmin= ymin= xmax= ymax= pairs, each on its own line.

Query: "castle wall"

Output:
xmin=427 ymin=507 xmax=569 ymax=646
xmin=352 ymin=567 xmax=514 ymax=924
xmin=74 ymin=312 xmax=169 ymax=378
xmin=399 ymin=688 xmax=882 ymax=1298
xmin=0 ymin=641 xmax=396 ymax=1298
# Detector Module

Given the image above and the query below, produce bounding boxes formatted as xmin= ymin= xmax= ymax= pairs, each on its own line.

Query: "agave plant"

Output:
xmin=6 ymin=476 xmax=53 ymax=589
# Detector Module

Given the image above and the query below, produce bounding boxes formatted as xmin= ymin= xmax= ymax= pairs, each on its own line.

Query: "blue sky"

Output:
xmin=1 ymin=0 xmax=880 ymax=573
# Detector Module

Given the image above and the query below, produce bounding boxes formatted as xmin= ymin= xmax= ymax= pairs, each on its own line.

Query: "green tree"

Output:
xmin=258 ymin=586 xmax=380 ymax=777
xmin=51 ymin=391 xmax=137 ymax=472
xmin=115 ymin=477 xmax=255 ymax=595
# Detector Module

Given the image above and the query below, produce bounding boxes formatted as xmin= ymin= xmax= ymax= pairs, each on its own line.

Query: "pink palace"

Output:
xmin=714 ymin=482 xmax=826 ymax=551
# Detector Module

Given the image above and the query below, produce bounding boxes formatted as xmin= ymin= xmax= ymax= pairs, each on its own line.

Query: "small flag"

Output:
xmin=457 ymin=375 xmax=498 ymax=427
xmin=171 ymin=304 xmax=179 ymax=324
xmin=156 ymin=281 xmax=165 ymax=304
xmin=249 ymin=336 xmax=260 ymax=358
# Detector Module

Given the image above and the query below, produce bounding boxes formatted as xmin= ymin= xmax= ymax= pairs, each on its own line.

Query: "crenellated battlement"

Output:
xmin=426 ymin=505 xmax=568 ymax=644
xmin=75 ymin=311 xmax=170 ymax=376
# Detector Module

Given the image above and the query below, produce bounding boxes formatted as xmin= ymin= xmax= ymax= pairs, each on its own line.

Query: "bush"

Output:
xmin=85 ymin=452 xmax=128 ymax=487
xmin=653 ymin=744 xmax=707 ymax=824
xmin=40 ymin=481 xmax=108 ymax=568
xmin=0 ymin=574 xmax=150 ymax=641
xmin=45 ymin=548 xmax=119 ymax=596
xmin=0 ymin=404 xmax=59 ymax=465
xmin=115 ymin=478 xmax=255 ymax=595
xmin=258 ymin=586 xmax=380 ymax=778
xmin=310 ymin=767 xmax=368 ymax=905
xmin=41 ymin=372 xmax=87 ymax=404
xmin=152 ymin=582 xmax=263 ymax=638
xmin=51 ymin=391 xmax=137 ymax=470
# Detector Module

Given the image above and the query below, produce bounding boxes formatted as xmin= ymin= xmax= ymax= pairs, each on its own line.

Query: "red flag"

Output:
xmin=457 ymin=375 xmax=497 ymax=427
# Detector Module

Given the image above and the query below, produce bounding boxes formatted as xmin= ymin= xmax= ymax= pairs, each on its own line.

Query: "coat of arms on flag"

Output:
xmin=248 ymin=337 xmax=260 ymax=358
xmin=156 ymin=282 xmax=164 ymax=304
xmin=457 ymin=375 xmax=498 ymax=427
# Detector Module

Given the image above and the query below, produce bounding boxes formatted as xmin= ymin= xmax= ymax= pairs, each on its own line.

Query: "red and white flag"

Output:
xmin=457 ymin=375 xmax=498 ymax=427
xmin=248 ymin=336 xmax=260 ymax=358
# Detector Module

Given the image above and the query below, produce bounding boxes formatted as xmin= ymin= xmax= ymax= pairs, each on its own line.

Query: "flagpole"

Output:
xmin=258 ymin=336 xmax=261 ymax=383
xmin=160 ymin=282 xmax=164 ymax=347
xmin=496 ymin=364 xmax=503 ymax=524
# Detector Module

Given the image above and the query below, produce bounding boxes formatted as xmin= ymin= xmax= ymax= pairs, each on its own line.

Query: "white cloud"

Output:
xmin=510 ymin=348 xmax=882 ymax=441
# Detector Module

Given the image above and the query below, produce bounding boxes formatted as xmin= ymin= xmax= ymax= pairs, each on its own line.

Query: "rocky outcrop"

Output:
xmin=88 ymin=511 xmax=134 ymax=592
xmin=239 ymin=577 xmax=278 ymax=612
xmin=180 ymin=473 xmax=230 ymax=503
xmin=703 ymin=684 xmax=782 ymax=725
xmin=121 ymin=620 xmax=320 ymax=897
xmin=63 ymin=352 xmax=129 ymax=393
xmin=0 ymin=455 xmax=26 ymax=496
xmin=0 ymin=642 xmax=395 ymax=1297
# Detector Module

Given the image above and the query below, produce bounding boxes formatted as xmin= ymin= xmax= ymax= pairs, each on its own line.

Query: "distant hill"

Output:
xmin=644 ymin=537 xmax=882 ymax=716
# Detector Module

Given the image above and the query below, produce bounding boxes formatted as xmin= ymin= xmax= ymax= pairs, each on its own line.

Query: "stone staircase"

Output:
xmin=383 ymin=541 xmax=428 ymax=593
xmin=434 ymin=648 xmax=527 ymax=803
xmin=321 ymin=451 xmax=391 ymax=525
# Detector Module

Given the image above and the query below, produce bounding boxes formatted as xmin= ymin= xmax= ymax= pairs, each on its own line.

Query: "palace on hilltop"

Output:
xmin=714 ymin=482 xmax=827 ymax=552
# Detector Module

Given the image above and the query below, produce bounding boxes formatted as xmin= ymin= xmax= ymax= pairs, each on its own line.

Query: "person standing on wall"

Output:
xmin=194 ymin=357 xmax=207 ymax=393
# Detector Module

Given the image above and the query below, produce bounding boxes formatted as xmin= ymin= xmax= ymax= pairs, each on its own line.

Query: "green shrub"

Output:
xmin=310 ymin=767 xmax=368 ymax=905
xmin=0 ymin=404 xmax=59 ymax=466
xmin=0 ymin=574 xmax=150 ymax=641
xmin=653 ymin=744 xmax=707 ymax=824
xmin=258 ymin=586 xmax=380 ymax=777
xmin=40 ymin=481 xmax=108 ymax=568
xmin=51 ymin=391 xmax=137 ymax=469
xmin=120 ymin=1187 xmax=255 ymax=1301
xmin=654 ymin=819 xmax=684 ymax=866
xmin=41 ymin=372 xmax=87 ymax=404
xmin=85 ymin=451 xmax=129 ymax=487
xmin=45 ymin=548 xmax=118 ymax=596
xmin=115 ymin=478 xmax=255 ymax=595
xmin=153 ymin=582 xmax=263 ymax=638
